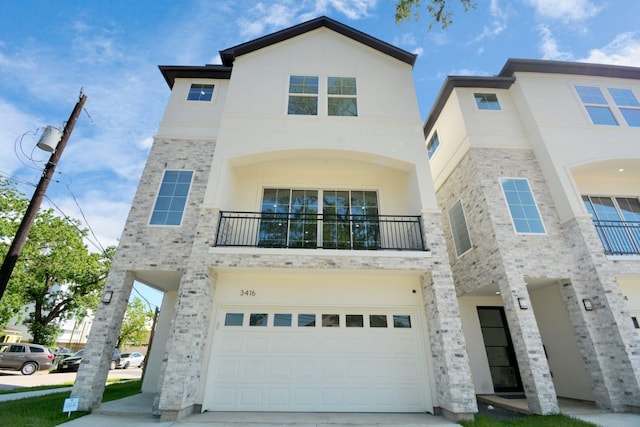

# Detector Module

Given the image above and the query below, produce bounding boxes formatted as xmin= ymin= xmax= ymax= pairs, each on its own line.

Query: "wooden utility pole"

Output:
xmin=0 ymin=93 xmax=87 ymax=302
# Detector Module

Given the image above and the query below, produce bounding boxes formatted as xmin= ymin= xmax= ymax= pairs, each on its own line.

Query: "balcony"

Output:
xmin=592 ymin=220 xmax=640 ymax=255
xmin=215 ymin=211 xmax=427 ymax=251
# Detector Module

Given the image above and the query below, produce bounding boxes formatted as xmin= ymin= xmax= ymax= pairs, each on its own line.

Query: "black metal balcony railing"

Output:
xmin=215 ymin=211 xmax=427 ymax=251
xmin=592 ymin=220 xmax=640 ymax=255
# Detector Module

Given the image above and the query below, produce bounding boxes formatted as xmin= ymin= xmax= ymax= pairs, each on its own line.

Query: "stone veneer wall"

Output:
xmin=563 ymin=217 xmax=640 ymax=410
xmin=115 ymin=138 xmax=217 ymax=270
xmin=435 ymin=146 xmax=640 ymax=412
xmin=72 ymin=138 xmax=216 ymax=411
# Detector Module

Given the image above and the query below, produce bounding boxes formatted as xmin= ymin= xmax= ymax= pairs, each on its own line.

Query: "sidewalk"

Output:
xmin=3 ymin=389 xmax=640 ymax=427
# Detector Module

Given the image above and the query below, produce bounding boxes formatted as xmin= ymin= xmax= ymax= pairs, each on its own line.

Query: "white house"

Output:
xmin=424 ymin=59 xmax=640 ymax=414
xmin=72 ymin=17 xmax=477 ymax=422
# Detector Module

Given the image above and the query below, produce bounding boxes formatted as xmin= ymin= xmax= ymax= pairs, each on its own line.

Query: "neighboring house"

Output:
xmin=4 ymin=309 xmax=92 ymax=349
xmin=424 ymin=59 xmax=640 ymax=414
xmin=72 ymin=17 xmax=476 ymax=421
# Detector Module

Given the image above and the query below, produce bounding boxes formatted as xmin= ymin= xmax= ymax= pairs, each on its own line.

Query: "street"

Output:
xmin=0 ymin=367 xmax=142 ymax=391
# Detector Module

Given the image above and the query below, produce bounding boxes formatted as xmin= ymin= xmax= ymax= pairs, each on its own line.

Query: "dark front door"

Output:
xmin=477 ymin=307 xmax=523 ymax=393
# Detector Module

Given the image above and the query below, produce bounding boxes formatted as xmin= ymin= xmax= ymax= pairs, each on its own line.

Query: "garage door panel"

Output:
xmin=207 ymin=308 xmax=431 ymax=412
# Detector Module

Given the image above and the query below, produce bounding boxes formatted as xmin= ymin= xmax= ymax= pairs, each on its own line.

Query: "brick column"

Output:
xmin=499 ymin=277 xmax=559 ymax=415
xmin=564 ymin=218 xmax=640 ymax=411
xmin=156 ymin=269 xmax=215 ymax=420
xmin=72 ymin=269 xmax=135 ymax=410
xmin=421 ymin=213 xmax=477 ymax=421
xmin=156 ymin=207 xmax=219 ymax=420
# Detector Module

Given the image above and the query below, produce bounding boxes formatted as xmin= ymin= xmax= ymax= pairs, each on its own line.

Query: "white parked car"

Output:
xmin=117 ymin=352 xmax=145 ymax=369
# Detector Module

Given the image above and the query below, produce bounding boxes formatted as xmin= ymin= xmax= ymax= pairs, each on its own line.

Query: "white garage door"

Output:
xmin=207 ymin=307 xmax=431 ymax=412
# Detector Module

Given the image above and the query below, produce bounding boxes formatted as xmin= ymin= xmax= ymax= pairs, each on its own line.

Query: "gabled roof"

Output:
xmin=219 ymin=16 xmax=416 ymax=67
xmin=423 ymin=59 xmax=640 ymax=138
xmin=159 ymin=16 xmax=417 ymax=87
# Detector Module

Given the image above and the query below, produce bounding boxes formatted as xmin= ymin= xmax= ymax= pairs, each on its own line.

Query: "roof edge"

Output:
xmin=423 ymin=76 xmax=515 ymax=138
xmin=219 ymin=16 xmax=416 ymax=67
xmin=500 ymin=58 xmax=640 ymax=79
xmin=159 ymin=65 xmax=232 ymax=88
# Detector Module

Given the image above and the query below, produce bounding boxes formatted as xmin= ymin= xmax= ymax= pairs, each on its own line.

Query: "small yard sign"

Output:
xmin=63 ymin=397 xmax=80 ymax=417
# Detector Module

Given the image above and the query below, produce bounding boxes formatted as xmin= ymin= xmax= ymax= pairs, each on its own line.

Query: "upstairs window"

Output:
xmin=448 ymin=200 xmax=472 ymax=256
xmin=474 ymin=93 xmax=501 ymax=110
xmin=427 ymin=132 xmax=440 ymax=159
xmin=608 ymin=88 xmax=640 ymax=127
xmin=187 ymin=84 xmax=214 ymax=101
xmin=150 ymin=170 xmax=194 ymax=226
xmin=328 ymin=77 xmax=357 ymax=116
xmin=575 ymin=86 xmax=618 ymax=125
xmin=288 ymin=76 xmax=318 ymax=115
xmin=500 ymin=178 xmax=545 ymax=234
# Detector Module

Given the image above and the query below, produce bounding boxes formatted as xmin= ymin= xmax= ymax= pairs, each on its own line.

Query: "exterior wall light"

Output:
xmin=582 ymin=298 xmax=594 ymax=311
xmin=102 ymin=290 xmax=113 ymax=304
xmin=517 ymin=297 xmax=528 ymax=310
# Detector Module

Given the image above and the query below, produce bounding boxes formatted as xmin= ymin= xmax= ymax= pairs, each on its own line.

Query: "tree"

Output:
xmin=395 ymin=0 xmax=476 ymax=29
xmin=117 ymin=297 xmax=154 ymax=348
xmin=0 ymin=179 xmax=114 ymax=346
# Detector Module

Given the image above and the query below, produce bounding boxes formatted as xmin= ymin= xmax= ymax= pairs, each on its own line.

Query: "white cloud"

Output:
xmin=469 ymin=0 xmax=508 ymax=44
xmin=0 ymin=100 xmax=42 ymax=178
xmin=46 ymin=190 xmax=133 ymax=251
xmin=579 ymin=32 xmax=640 ymax=66
xmin=450 ymin=68 xmax=492 ymax=77
xmin=523 ymin=0 xmax=600 ymax=22
xmin=237 ymin=0 xmax=377 ymax=38
xmin=536 ymin=24 xmax=573 ymax=60
xmin=413 ymin=47 xmax=424 ymax=56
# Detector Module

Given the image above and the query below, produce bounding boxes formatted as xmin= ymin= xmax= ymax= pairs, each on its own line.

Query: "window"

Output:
xmin=328 ymin=77 xmax=357 ymax=116
xmin=369 ymin=314 xmax=388 ymax=328
xmin=288 ymin=76 xmax=318 ymax=115
xmin=346 ymin=315 xmax=364 ymax=327
xmin=427 ymin=132 xmax=440 ymax=159
xmin=575 ymin=86 xmax=618 ymax=125
xmin=449 ymin=200 xmax=472 ymax=256
xmin=500 ymin=178 xmax=545 ymax=234
xmin=258 ymin=188 xmax=379 ymax=249
xmin=322 ymin=314 xmax=340 ymax=327
xmin=274 ymin=314 xmax=292 ymax=327
xmin=150 ymin=170 xmax=193 ymax=226
xmin=393 ymin=315 xmax=411 ymax=328
xmin=224 ymin=313 xmax=244 ymax=326
xmin=187 ymin=84 xmax=214 ymax=101
xmin=249 ymin=313 xmax=268 ymax=326
xmin=583 ymin=195 xmax=640 ymax=255
xmin=474 ymin=93 xmax=501 ymax=110
xmin=298 ymin=314 xmax=316 ymax=327
xmin=608 ymin=88 xmax=640 ymax=127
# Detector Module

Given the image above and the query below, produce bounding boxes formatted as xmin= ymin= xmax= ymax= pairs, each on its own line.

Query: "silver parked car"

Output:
xmin=0 ymin=342 xmax=55 ymax=375
xmin=117 ymin=352 xmax=144 ymax=369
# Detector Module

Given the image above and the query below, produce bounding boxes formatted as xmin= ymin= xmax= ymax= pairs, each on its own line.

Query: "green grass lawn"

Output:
xmin=0 ymin=377 xmax=125 ymax=395
xmin=0 ymin=379 xmax=142 ymax=427
xmin=460 ymin=414 xmax=598 ymax=426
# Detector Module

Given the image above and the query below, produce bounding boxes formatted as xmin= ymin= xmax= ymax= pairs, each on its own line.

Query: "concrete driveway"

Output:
xmin=0 ymin=367 xmax=142 ymax=390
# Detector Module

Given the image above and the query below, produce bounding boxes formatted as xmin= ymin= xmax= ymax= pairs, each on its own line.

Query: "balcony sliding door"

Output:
xmin=583 ymin=195 xmax=640 ymax=254
xmin=259 ymin=188 xmax=380 ymax=249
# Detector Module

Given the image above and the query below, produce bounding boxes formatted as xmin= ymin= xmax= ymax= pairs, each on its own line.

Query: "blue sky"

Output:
xmin=2 ymin=0 xmax=640 ymax=309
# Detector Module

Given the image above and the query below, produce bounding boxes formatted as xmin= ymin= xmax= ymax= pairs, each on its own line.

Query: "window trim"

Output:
xmin=448 ymin=199 xmax=472 ymax=257
xmin=474 ymin=93 xmax=501 ymax=111
xmin=608 ymin=87 xmax=640 ymax=127
xmin=186 ymin=83 xmax=215 ymax=102
xmin=148 ymin=169 xmax=194 ymax=227
xmin=327 ymin=76 xmax=358 ymax=117
xmin=575 ymin=85 xmax=619 ymax=126
xmin=427 ymin=131 xmax=440 ymax=160
xmin=499 ymin=177 xmax=547 ymax=235
xmin=287 ymin=75 xmax=319 ymax=116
